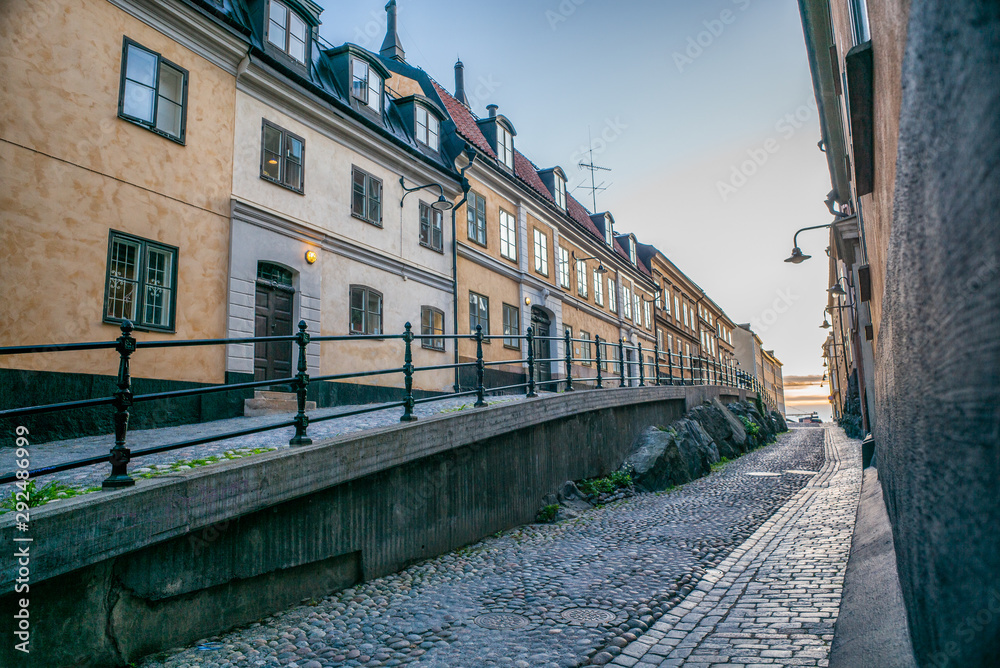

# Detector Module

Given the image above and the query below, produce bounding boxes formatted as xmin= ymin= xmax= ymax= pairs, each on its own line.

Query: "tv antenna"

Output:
xmin=576 ymin=127 xmax=612 ymax=212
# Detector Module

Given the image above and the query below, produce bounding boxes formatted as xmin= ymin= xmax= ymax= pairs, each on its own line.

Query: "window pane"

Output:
xmin=288 ymin=13 xmax=307 ymax=62
xmin=428 ymin=116 xmax=439 ymax=150
xmin=416 ymin=107 xmax=427 ymax=143
xmin=367 ymin=73 xmax=381 ymax=112
xmin=263 ymin=126 xmax=282 ymax=180
xmin=268 ymin=1 xmax=287 ymax=47
xmin=367 ymin=177 xmax=381 ymax=223
xmin=126 ymin=45 xmax=157 ymax=87
xmin=367 ymin=292 xmax=382 ymax=335
xmin=155 ymin=99 xmax=182 ymax=137
xmin=352 ymin=170 xmax=366 ymax=216
xmin=351 ymin=60 xmax=368 ymax=101
xmin=350 ymin=288 xmax=365 ymax=333
xmin=285 ymin=135 xmax=303 ymax=189
xmin=123 ymin=80 xmax=155 ymax=123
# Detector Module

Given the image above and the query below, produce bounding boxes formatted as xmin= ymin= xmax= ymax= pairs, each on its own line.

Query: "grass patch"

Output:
xmin=536 ymin=504 xmax=559 ymax=523
xmin=578 ymin=469 xmax=632 ymax=497
xmin=0 ymin=480 xmax=101 ymax=513
xmin=711 ymin=456 xmax=734 ymax=472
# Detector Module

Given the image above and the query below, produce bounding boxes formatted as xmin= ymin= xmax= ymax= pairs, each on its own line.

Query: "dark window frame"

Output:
xmin=420 ymin=306 xmax=445 ymax=351
xmin=579 ymin=329 xmax=592 ymax=366
xmin=103 ymin=229 xmax=179 ymax=333
xmin=469 ymin=291 xmax=490 ymax=340
xmin=349 ymin=285 xmax=383 ymax=336
xmin=264 ymin=0 xmax=310 ymax=67
xmin=502 ymin=303 xmax=520 ymax=349
xmin=351 ymin=166 xmax=383 ymax=226
xmin=466 ymin=191 xmax=487 ymax=247
xmin=117 ymin=37 xmax=189 ymax=144
xmin=259 ymin=119 xmax=305 ymax=194
xmin=419 ymin=201 xmax=444 ymax=253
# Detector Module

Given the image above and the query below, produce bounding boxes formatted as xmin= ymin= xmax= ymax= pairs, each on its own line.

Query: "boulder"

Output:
xmin=688 ymin=398 xmax=748 ymax=458
xmin=727 ymin=401 xmax=771 ymax=448
xmin=621 ymin=420 xmax=720 ymax=492
xmin=770 ymin=410 xmax=788 ymax=433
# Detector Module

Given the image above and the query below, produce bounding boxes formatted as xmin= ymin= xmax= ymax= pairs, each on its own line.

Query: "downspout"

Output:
xmin=452 ymin=165 xmax=473 ymax=392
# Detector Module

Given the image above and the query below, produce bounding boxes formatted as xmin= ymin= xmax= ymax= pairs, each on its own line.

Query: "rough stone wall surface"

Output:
xmin=874 ymin=2 xmax=1000 ymax=666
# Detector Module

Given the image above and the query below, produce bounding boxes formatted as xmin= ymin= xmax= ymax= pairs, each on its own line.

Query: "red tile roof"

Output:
xmin=432 ymin=80 xmax=494 ymax=159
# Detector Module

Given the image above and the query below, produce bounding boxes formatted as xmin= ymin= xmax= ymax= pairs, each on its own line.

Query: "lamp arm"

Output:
xmin=791 ymin=223 xmax=833 ymax=248
xmin=399 ymin=178 xmax=445 ymax=207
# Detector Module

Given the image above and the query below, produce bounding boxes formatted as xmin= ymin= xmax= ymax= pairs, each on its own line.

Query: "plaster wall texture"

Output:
xmin=0 ymin=0 xmax=235 ymax=383
xmin=873 ymin=1 xmax=1000 ymax=666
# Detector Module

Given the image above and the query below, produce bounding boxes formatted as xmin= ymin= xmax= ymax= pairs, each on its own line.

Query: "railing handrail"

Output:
xmin=1 ymin=319 xmax=760 ymax=489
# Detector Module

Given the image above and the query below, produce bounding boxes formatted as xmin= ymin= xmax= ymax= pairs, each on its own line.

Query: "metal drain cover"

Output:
xmin=746 ymin=472 xmax=781 ymax=477
xmin=474 ymin=613 xmax=530 ymax=630
xmin=560 ymin=607 xmax=619 ymax=625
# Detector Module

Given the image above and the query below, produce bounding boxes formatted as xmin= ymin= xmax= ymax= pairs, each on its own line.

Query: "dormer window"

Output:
xmin=415 ymin=106 xmax=439 ymax=151
xmin=497 ymin=124 xmax=513 ymax=170
xmin=267 ymin=0 xmax=308 ymax=64
xmin=554 ymin=172 xmax=566 ymax=210
xmin=604 ymin=215 xmax=614 ymax=247
xmin=628 ymin=237 xmax=637 ymax=265
xmin=351 ymin=58 xmax=381 ymax=114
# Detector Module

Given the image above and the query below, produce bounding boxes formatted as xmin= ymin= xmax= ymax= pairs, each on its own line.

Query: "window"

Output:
xmin=634 ymin=294 xmax=642 ymax=325
xmin=104 ymin=231 xmax=177 ymax=331
xmin=623 ymin=285 xmax=632 ymax=320
xmin=557 ymin=247 xmax=570 ymax=288
xmin=351 ymin=58 xmax=381 ymax=113
xmin=683 ymin=302 xmax=689 ymax=329
xmin=594 ymin=269 xmax=604 ymax=306
xmin=350 ymin=285 xmax=382 ymax=335
xmin=554 ymin=173 xmax=566 ymax=210
xmin=502 ymin=303 xmax=520 ymax=349
xmin=267 ymin=0 xmax=308 ymax=64
xmin=499 ymin=208 xmax=517 ymax=261
xmin=497 ymin=125 xmax=514 ymax=169
xmin=579 ymin=330 xmax=592 ymax=366
xmin=644 ymin=301 xmax=651 ymax=329
xmin=469 ymin=291 xmax=489 ymax=335
xmin=849 ymin=0 xmax=870 ymax=44
xmin=467 ymin=191 xmax=487 ymax=246
xmin=419 ymin=202 xmax=443 ymax=252
xmin=415 ymin=106 xmax=439 ymax=150
xmin=118 ymin=38 xmax=188 ymax=142
xmin=420 ymin=306 xmax=444 ymax=350
xmin=608 ymin=278 xmax=617 ymax=313
xmin=533 ymin=229 xmax=548 ymax=276
xmin=628 ymin=238 xmax=637 ymax=265
xmin=351 ymin=167 xmax=382 ymax=225
xmin=261 ymin=120 xmax=305 ymax=193
xmin=603 ymin=214 xmax=614 ymax=247
xmin=674 ymin=295 xmax=681 ymax=323
xmin=576 ymin=260 xmax=588 ymax=298
xmin=656 ymin=328 xmax=664 ymax=356
xmin=655 ymin=289 xmax=662 ymax=309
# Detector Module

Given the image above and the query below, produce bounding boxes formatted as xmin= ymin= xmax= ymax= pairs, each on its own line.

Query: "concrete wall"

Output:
xmin=873 ymin=2 xmax=1000 ymax=666
xmin=0 ymin=385 xmax=746 ymax=667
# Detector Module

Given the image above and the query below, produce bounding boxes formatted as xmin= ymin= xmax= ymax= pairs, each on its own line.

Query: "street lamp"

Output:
xmin=828 ymin=277 xmax=849 ymax=297
xmin=571 ymin=251 xmax=608 ymax=274
xmin=783 ymin=223 xmax=833 ymax=263
xmin=399 ymin=178 xmax=454 ymax=211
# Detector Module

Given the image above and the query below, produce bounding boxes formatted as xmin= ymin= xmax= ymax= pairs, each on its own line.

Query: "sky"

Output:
xmin=317 ymin=0 xmax=834 ymax=418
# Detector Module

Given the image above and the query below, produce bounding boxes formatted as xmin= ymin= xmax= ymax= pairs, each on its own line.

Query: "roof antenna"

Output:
xmin=577 ymin=127 xmax=612 ymax=212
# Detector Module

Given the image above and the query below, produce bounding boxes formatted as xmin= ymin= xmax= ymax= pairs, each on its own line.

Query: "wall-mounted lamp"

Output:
xmin=399 ymin=178 xmax=454 ymax=212
xmin=828 ymin=277 xmax=849 ymax=297
xmin=571 ymin=250 xmax=608 ymax=274
xmin=783 ymin=223 xmax=833 ymax=264
xmin=304 ymin=250 xmax=317 ymax=264
xmin=524 ymin=296 xmax=531 ymax=306
xmin=820 ymin=318 xmax=831 ymax=329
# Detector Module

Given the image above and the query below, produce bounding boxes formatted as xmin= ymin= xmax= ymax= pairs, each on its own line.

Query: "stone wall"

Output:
xmin=873 ymin=2 xmax=1000 ymax=666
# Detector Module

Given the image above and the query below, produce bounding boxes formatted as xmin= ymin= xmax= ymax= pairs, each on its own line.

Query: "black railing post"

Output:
xmin=474 ymin=325 xmax=487 ymax=407
xmin=638 ymin=341 xmax=645 ymax=386
xmin=526 ymin=326 xmax=537 ymax=398
xmin=653 ymin=339 xmax=661 ymax=386
xmin=618 ymin=338 xmax=626 ymax=388
xmin=686 ymin=352 xmax=692 ymax=386
xmin=400 ymin=322 xmax=417 ymax=422
xmin=290 ymin=320 xmax=314 ymax=443
xmin=668 ymin=349 xmax=674 ymax=385
xmin=595 ymin=335 xmax=603 ymax=389
xmin=564 ymin=328 xmax=575 ymax=392
xmin=103 ymin=320 xmax=137 ymax=489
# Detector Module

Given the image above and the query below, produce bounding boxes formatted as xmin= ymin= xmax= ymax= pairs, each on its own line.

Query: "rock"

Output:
xmin=556 ymin=480 xmax=593 ymax=511
xmin=771 ymin=410 xmax=788 ymax=433
xmin=688 ymin=398 xmax=748 ymax=458
xmin=620 ymin=420 xmax=719 ymax=492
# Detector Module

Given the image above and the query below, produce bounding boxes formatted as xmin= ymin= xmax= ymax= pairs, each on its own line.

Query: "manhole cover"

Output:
xmin=560 ymin=607 xmax=618 ymax=625
xmin=474 ymin=613 xmax=530 ymax=630
xmin=746 ymin=472 xmax=781 ymax=477
xmin=784 ymin=470 xmax=818 ymax=475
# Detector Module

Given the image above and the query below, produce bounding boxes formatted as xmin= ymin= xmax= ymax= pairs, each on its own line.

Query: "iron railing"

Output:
xmin=0 ymin=320 xmax=776 ymax=488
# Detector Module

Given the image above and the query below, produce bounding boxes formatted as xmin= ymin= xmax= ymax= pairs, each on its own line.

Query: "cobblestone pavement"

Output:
xmin=0 ymin=394 xmax=525 ymax=495
xmin=138 ymin=425 xmax=857 ymax=668
xmin=607 ymin=426 xmax=860 ymax=668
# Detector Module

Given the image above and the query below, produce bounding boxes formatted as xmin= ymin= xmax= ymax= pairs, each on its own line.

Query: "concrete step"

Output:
xmin=244 ymin=391 xmax=316 ymax=417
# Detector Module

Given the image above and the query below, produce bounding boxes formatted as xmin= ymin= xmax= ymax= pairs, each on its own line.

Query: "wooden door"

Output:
xmin=254 ymin=282 xmax=294 ymax=383
xmin=531 ymin=307 xmax=552 ymax=389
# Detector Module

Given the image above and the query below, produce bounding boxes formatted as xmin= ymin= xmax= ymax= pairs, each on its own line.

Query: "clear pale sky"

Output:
xmin=318 ymin=0 xmax=834 ymax=416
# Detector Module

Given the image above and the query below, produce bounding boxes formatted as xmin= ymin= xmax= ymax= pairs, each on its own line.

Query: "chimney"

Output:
xmin=454 ymin=59 xmax=470 ymax=107
xmin=487 ymin=104 xmax=498 ymax=118
xmin=380 ymin=0 xmax=405 ymax=62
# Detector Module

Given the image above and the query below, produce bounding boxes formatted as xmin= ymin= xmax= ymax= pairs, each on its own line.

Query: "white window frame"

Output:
xmin=644 ymin=301 xmax=651 ymax=329
xmin=557 ymin=247 xmax=570 ymax=288
xmin=351 ymin=57 xmax=381 ymax=113
xmin=497 ymin=125 xmax=514 ymax=169
xmin=576 ymin=259 xmax=588 ymax=298
xmin=554 ymin=173 xmax=566 ymax=210
xmin=533 ymin=228 xmax=549 ymax=276
xmin=623 ymin=285 xmax=632 ymax=320
xmin=594 ymin=269 xmax=604 ymax=306
xmin=499 ymin=208 xmax=517 ymax=261
xmin=608 ymin=278 xmax=617 ymax=313
xmin=415 ymin=105 xmax=440 ymax=150
xmin=267 ymin=0 xmax=308 ymax=64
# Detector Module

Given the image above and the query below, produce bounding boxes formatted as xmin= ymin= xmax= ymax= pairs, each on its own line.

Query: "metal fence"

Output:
xmin=0 ymin=320 xmax=775 ymax=488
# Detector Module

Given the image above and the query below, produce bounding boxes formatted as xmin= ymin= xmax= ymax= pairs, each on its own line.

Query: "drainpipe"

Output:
xmin=451 ymin=157 xmax=474 ymax=392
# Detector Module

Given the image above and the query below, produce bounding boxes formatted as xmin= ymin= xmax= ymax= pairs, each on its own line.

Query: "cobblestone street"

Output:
xmin=138 ymin=425 xmax=860 ymax=668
